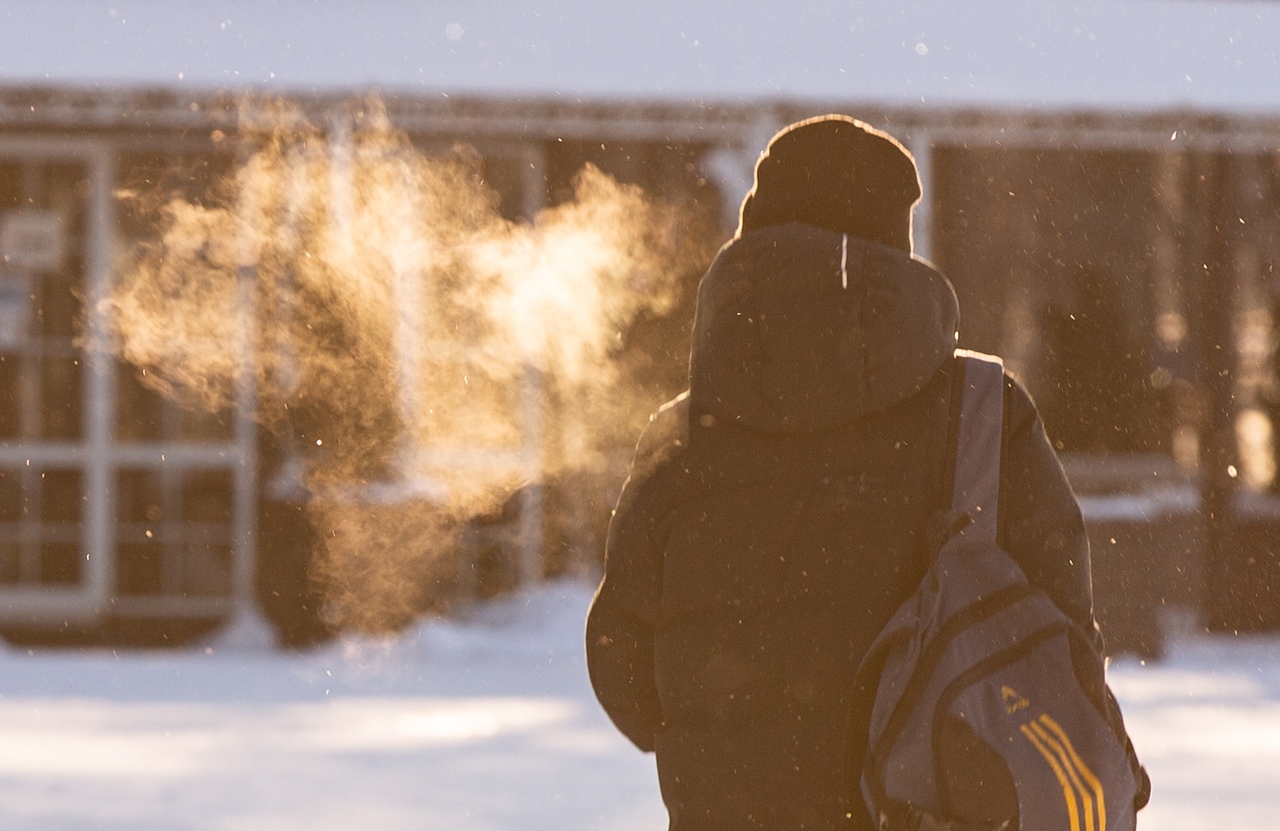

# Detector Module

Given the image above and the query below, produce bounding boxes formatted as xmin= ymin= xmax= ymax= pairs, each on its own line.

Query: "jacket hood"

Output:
xmin=689 ymin=223 xmax=959 ymax=432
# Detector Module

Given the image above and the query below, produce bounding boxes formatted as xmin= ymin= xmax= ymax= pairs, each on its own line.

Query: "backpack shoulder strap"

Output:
xmin=951 ymin=350 xmax=1005 ymax=542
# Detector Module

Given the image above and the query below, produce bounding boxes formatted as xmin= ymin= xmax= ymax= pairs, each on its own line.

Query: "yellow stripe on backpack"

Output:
xmin=1040 ymin=714 xmax=1107 ymax=831
xmin=1020 ymin=721 xmax=1083 ymax=831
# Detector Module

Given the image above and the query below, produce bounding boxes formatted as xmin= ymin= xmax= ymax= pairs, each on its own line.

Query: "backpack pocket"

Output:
xmin=934 ymin=623 xmax=1137 ymax=831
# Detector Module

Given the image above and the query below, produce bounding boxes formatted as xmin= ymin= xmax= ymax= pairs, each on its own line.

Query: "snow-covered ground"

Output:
xmin=0 ymin=581 xmax=1273 ymax=830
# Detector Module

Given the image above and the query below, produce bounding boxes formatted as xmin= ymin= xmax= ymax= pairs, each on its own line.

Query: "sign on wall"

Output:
xmin=1 ymin=210 xmax=66 ymax=273
xmin=0 ymin=272 xmax=31 ymax=347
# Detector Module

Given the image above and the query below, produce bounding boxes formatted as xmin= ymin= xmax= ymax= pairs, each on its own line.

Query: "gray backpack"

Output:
xmin=857 ymin=351 xmax=1143 ymax=831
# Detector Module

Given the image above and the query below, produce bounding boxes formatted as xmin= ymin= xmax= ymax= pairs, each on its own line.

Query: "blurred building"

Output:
xmin=1 ymin=1 xmax=1279 ymax=643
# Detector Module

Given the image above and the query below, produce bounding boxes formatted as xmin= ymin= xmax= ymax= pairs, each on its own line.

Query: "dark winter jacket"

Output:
xmin=586 ymin=223 xmax=1099 ymax=831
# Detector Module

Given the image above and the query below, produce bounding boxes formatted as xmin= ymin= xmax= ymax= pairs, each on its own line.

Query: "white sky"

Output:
xmin=0 ymin=1 xmax=1277 ymax=113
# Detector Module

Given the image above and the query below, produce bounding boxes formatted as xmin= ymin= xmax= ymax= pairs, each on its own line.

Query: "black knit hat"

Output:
xmin=736 ymin=115 xmax=921 ymax=253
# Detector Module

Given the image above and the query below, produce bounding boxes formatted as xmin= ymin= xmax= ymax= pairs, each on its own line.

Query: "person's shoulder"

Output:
xmin=956 ymin=350 xmax=1041 ymax=436
xmin=629 ymin=391 xmax=692 ymax=486
xmin=998 ymin=365 xmax=1042 ymax=436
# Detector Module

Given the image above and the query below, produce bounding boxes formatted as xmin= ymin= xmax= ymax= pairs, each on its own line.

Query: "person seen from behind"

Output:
xmin=585 ymin=114 xmax=1148 ymax=830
